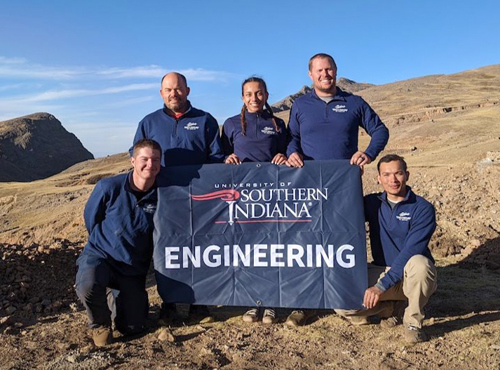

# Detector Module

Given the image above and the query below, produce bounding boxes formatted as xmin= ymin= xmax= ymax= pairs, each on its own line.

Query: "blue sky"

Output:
xmin=1 ymin=1 xmax=499 ymax=158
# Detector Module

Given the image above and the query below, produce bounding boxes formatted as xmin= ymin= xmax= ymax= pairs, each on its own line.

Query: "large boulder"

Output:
xmin=0 ymin=113 xmax=94 ymax=182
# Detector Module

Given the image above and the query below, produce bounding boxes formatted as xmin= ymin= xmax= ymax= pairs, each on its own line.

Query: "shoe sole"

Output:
xmin=262 ymin=318 xmax=277 ymax=325
xmin=242 ymin=316 xmax=259 ymax=323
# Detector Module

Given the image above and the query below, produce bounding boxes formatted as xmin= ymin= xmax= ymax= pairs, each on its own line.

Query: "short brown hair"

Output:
xmin=377 ymin=154 xmax=408 ymax=173
xmin=132 ymin=139 xmax=162 ymax=157
xmin=309 ymin=53 xmax=337 ymax=71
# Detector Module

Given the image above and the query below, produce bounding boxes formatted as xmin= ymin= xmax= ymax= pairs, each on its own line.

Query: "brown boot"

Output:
xmin=404 ymin=323 xmax=428 ymax=343
xmin=347 ymin=316 xmax=371 ymax=326
xmin=380 ymin=300 xmax=406 ymax=329
xmin=92 ymin=327 xmax=112 ymax=347
xmin=285 ymin=310 xmax=306 ymax=327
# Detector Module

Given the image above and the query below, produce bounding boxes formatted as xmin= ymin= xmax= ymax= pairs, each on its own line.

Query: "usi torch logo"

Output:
xmin=191 ymin=190 xmax=240 ymax=225
xmin=191 ymin=186 xmax=328 ymax=226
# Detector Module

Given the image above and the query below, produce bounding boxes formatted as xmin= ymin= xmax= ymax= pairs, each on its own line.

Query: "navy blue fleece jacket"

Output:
xmin=81 ymin=172 xmax=157 ymax=276
xmin=364 ymin=187 xmax=435 ymax=292
xmin=222 ymin=110 xmax=288 ymax=162
xmin=132 ymin=103 xmax=224 ymax=166
xmin=286 ymin=88 xmax=389 ymax=161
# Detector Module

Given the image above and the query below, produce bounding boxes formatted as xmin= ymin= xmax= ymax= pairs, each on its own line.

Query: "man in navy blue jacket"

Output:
xmin=133 ymin=72 xmax=220 ymax=324
xmin=284 ymin=53 xmax=389 ymax=327
xmin=132 ymin=72 xmax=223 ymax=167
xmin=75 ymin=139 xmax=161 ymax=347
xmin=338 ymin=154 xmax=437 ymax=343
xmin=286 ymin=53 xmax=389 ymax=170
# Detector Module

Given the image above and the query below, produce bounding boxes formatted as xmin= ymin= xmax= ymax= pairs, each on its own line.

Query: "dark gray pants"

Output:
xmin=75 ymin=254 xmax=148 ymax=334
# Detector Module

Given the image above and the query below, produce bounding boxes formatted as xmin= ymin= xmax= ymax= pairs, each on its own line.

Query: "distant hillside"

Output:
xmin=0 ymin=113 xmax=94 ymax=182
xmin=271 ymin=78 xmax=375 ymax=112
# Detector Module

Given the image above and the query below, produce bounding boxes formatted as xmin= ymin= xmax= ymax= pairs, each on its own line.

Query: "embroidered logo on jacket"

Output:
xmin=332 ymin=104 xmax=348 ymax=113
xmin=142 ymin=203 xmax=157 ymax=214
xmin=184 ymin=122 xmax=199 ymax=130
xmin=396 ymin=212 xmax=411 ymax=221
xmin=261 ymin=126 xmax=276 ymax=135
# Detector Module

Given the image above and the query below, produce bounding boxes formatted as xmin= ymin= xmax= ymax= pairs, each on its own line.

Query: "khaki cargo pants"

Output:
xmin=337 ymin=254 xmax=437 ymax=328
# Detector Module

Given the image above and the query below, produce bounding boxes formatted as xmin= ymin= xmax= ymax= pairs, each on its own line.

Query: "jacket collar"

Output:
xmin=162 ymin=101 xmax=192 ymax=118
xmin=125 ymin=171 xmax=157 ymax=198
xmin=310 ymin=87 xmax=347 ymax=102
xmin=378 ymin=186 xmax=414 ymax=204
xmin=244 ymin=109 xmax=272 ymax=120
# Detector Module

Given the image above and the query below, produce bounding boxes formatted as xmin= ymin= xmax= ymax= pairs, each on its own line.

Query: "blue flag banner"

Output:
xmin=154 ymin=160 xmax=368 ymax=309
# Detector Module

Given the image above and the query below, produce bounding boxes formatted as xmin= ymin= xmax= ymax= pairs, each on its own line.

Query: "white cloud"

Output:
xmin=0 ymin=57 xmax=86 ymax=79
xmin=0 ymin=56 xmax=234 ymax=82
xmin=179 ymin=68 xmax=233 ymax=82
xmin=0 ymin=83 xmax=158 ymax=105
xmin=96 ymin=65 xmax=166 ymax=79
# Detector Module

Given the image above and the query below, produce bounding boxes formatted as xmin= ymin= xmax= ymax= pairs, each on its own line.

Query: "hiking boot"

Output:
xmin=158 ymin=303 xmax=177 ymax=326
xmin=380 ymin=300 xmax=406 ymax=329
xmin=347 ymin=315 xmax=371 ymax=326
xmin=262 ymin=308 xmax=277 ymax=325
xmin=189 ymin=305 xmax=214 ymax=324
xmin=242 ymin=308 xmax=260 ymax=323
xmin=92 ymin=327 xmax=112 ymax=347
xmin=380 ymin=316 xmax=402 ymax=329
xmin=285 ymin=310 xmax=306 ymax=327
xmin=404 ymin=324 xmax=428 ymax=343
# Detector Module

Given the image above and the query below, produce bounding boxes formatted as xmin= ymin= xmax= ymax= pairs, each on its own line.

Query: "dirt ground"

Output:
xmin=0 ymin=243 xmax=499 ymax=369
xmin=1 ymin=164 xmax=499 ymax=369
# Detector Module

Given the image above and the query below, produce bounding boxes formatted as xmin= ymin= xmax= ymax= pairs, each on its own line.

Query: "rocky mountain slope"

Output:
xmin=0 ymin=113 xmax=94 ymax=182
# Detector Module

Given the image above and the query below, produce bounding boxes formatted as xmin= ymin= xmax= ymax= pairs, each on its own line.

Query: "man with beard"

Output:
xmin=132 ymin=72 xmax=223 ymax=167
xmin=132 ymin=72 xmax=223 ymax=326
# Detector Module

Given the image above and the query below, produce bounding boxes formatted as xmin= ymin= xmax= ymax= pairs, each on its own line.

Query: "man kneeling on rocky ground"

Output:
xmin=336 ymin=154 xmax=437 ymax=343
xmin=75 ymin=139 xmax=161 ymax=347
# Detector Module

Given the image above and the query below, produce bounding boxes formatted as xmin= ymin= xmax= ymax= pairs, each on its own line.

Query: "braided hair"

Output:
xmin=240 ymin=77 xmax=281 ymax=136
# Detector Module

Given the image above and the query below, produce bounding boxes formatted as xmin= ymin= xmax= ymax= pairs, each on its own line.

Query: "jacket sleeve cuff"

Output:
xmin=375 ymin=281 xmax=387 ymax=293
xmin=364 ymin=149 xmax=376 ymax=161
xmin=286 ymin=146 xmax=298 ymax=157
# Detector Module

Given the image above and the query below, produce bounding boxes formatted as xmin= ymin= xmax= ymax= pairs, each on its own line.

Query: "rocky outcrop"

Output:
xmin=0 ymin=113 xmax=94 ymax=182
xmin=271 ymin=85 xmax=312 ymax=112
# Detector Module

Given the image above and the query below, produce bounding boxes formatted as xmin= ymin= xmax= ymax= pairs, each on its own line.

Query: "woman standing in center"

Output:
xmin=222 ymin=76 xmax=288 ymax=324
xmin=222 ymin=77 xmax=288 ymax=166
